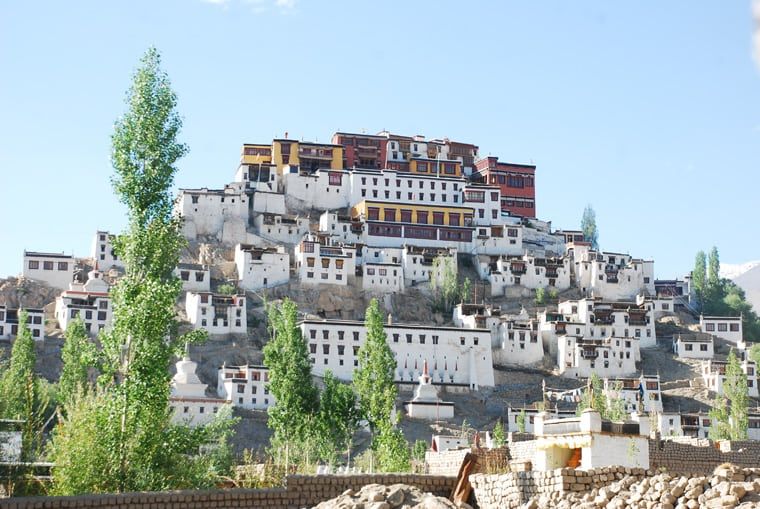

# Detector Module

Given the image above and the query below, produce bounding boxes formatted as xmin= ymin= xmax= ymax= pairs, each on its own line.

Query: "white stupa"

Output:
xmin=404 ymin=360 xmax=454 ymax=420
xmin=169 ymin=349 xmax=227 ymax=426
xmin=171 ymin=354 xmax=208 ymax=398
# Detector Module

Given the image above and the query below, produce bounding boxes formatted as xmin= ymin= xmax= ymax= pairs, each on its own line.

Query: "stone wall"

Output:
xmin=507 ymin=440 xmax=536 ymax=463
xmin=470 ymin=466 xmax=647 ymax=509
xmin=424 ymin=447 xmax=510 ymax=476
xmin=0 ymin=474 xmax=456 ymax=509
xmin=649 ymin=438 xmax=760 ymax=474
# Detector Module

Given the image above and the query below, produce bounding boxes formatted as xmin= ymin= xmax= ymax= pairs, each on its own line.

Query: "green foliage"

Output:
xmin=709 ymin=350 xmax=748 ymax=440
xmin=577 ymin=373 xmax=627 ymax=421
xmin=355 ymin=299 xmax=397 ymax=439
xmin=410 ymin=440 xmax=428 ymax=462
xmin=263 ymin=298 xmax=319 ymax=463
xmin=217 ymin=283 xmax=236 ymax=296
xmin=0 ymin=311 xmax=50 ymax=461
xmin=58 ymin=317 xmax=97 ymax=408
xmin=692 ymin=251 xmax=707 ymax=312
xmin=459 ymin=277 xmax=472 ymax=304
xmin=516 ymin=410 xmax=526 ymax=434
xmin=581 ymin=204 xmax=599 ymax=250
xmin=374 ymin=422 xmax=410 ymax=473
xmin=548 ymin=287 xmax=559 ymax=301
xmin=315 ymin=371 xmax=361 ymax=465
xmin=48 ymin=48 xmax=231 ymax=494
xmin=431 ymin=256 xmax=459 ymax=312
xmin=534 ymin=287 xmax=546 ymax=305
xmin=492 ymin=418 xmax=506 ymax=446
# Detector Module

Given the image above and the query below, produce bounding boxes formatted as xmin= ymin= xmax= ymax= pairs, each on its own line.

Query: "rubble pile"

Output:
xmin=312 ymin=483 xmax=469 ymax=509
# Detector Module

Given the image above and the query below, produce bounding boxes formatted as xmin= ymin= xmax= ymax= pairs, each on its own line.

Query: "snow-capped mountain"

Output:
xmin=721 ymin=261 xmax=760 ymax=313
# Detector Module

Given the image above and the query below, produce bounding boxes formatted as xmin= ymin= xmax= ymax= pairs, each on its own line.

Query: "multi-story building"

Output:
xmin=462 ymin=184 xmax=503 ymax=225
xmin=170 ymin=355 xmax=227 ymax=426
xmin=217 ymin=364 xmax=274 ymax=410
xmin=478 ymin=253 xmax=572 ymax=296
xmin=553 ymin=229 xmax=586 ymax=245
xmin=294 ymin=233 xmax=356 ymax=286
xmin=176 ymin=185 xmax=258 ymax=243
xmin=54 ymin=270 xmax=111 ymax=335
xmin=22 ymin=251 xmax=75 ymax=290
xmin=654 ymin=278 xmax=692 ymax=301
xmin=557 ymin=336 xmax=637 ymax=379
xmin=0 ymin=306 xmax=44 ymax=341
xmin=379 ymin=132 xmax=479 ymax=175
xmin=673 ymin=334 xmax=714 ymax=359
xmin=602 ymin=374 xmax=663 ymax=414
xmin=700 ymin=315 xmax=743 ymax=344
xmin=235 ymin=244 xmax=290 ymax=291
xmin=567 ymin=242 xmax=655 ymax=301
xmin=701 ymin=359 xmax=759 ymax=398
xmin=299 ymin=318 xmax=494 ymax=390
xmin=174 ymin=263 xmax=211 ymax=293
xmin=658 ymin=412 xmax=712 ymax=439
xmin=402 ymin=245 xmax=457 ymax=285
xmin=331 ymin=132 xmax=387 ymax=170
xmin=452 ymin=303 xmax=503 ymax=338
xmin=495 ymin=311 xmax=544 ymax=365
xmin=91 ymin=231 xmax=123 ymax=269
xmin=362 ymin=262 xmax=404 ymax=293
xmin=556 ymin=298 xmax=656 ymax=351
xmin=185 ymin=292 xmax=247 ymax=335
xmin=472 ymin=157 xmax=536 ymax=218
xmin=253 ymin=213 xmax=310 ymax=245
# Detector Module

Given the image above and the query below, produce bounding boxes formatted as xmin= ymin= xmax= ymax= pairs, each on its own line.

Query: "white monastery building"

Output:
xmin=91 ymin=231 xmax=123 ymax=269
xmin=557 ymin=336 xmax=637 ymax=379
xmin=700 ymin=315 xmax=743 ymax=344
xmin=673 ymin=334 xmax=714 ymax=359
xmin=701 ymin=359 xmax=759 ymax=398
xmin=185 ymin=291 xmax=247 ymax=335
xmin=0 ymin=306 xmax=44 ymax=341
xmin=299 ymin=318 xmax=495 ymax=389
xmin=175 ymin=263 xmax=211 ymax=293
xmin=22 ymin=251 xmax=75 ymax=290
xmin=170 ymin=355 xmax=227 ymax=426
xmin=567 ymin=242 xmax=655 ymax=301
xmin=235 ymin=244 xmax=290 ymax=291
xmin=54 ymin=269 xmax=112 ymax=335
xmin=217 ymin=364 xmax=274 ymax=410
xmin=294 ymin=233 xmax=356 ymax=286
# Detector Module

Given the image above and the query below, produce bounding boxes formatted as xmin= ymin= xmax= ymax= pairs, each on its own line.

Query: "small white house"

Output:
xmin=557 ymin=336 xmax=638 ymax=379
xmin=235 ymin=244 xmax=290 ymax=291
xmin=494 ymin=312 xmax=544 ymax=366
xmin=700 ymin=315 xmax=743 ymax=344
xmin=175 ymin=263 xmax=211 ymax=293
xmin=170 ymin=355 xmax=227 ymax=426
xmin=185 ymin=292 xmax=247 ymax=335
xmin=701 ymin=358 xmax=759 ymax=398
xmin=217 ymin=364 xmax=274 ymax=410
xmin=253 ymin=213 xmax=310 ymax=245
xmin=568 ymin=243 xmax=655 ymax=301
xmin=452 ymin=303 xmax=502 ymax=339
xmin=90 ymin=231 xmax=123 ymax=269
xmin=0 ymin=306 xmax=44 ymax=341
xmin=294 ymin=233 xmax=356 ymax=286
xmin=54 ymin=270 xmax=112 ymax=335
xmin=362 ymin=262 xmax=404 ymax=293
xmin=673 ymin=334 xmax=714 ymax=359
xmin=22 ymin=251 xmax=75 ymax=290
xmin=402 ymin=245 xmax=457 ymax=285
xmin=505 ymin=405 xmax=577 ymax=433
xmin=479 ymin=253 xmax=571 ymax=296
xmin=602 ymin=374 xmax=663 ymax=414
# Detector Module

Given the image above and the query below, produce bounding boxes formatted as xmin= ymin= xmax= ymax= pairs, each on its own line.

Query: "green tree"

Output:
xmin=704 ymin=247 xmax=725 ymax=313
xmin=534 ymin=287 xmax=546 ymax=305
xmin=492 ymin=418 xmax=506 ymax=446
xmin=374 ymin=422 xmax=410 ymax=472
xmin=49 ymin=48 xmax=229 ymax=494
xmin=315 ymin=371 xmax=361 ymax=465
xmin=692 ymin=250 xmax=707 ymax=312
xmin=431 ymin=256 xmax=459 ymax=312
xmin=709 ymin=350 xmax=748 ymax=440
xmin=263 ymin=298 xmax=319 ymax=464
xmin=0 ymin=311 xmax=50 ymax=461
xmin=459 ymin=277 xmax=472 ymax=304
xmin=354 ymin=299 xmax=397 ymax=442
xmin=581 ymin=204 xmax=599 ymax=250
xmin=516 ymin=410 xmax=526 ymax=434
xmin=577 ymin=373 xmax=627 ymax=421
xmin=58 ymin=317 xmax=98 ymax=408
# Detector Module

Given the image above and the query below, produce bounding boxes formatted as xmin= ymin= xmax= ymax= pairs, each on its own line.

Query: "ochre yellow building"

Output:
xmin=240 ymin=144 xmax=273 ymax=165
xmin=241 ymin=140 xmax=344 ymax=174
xmin=409 ymin=157 xmax=462 ymax=177
xmin=351 ymin=200 xmax=475 ymax=227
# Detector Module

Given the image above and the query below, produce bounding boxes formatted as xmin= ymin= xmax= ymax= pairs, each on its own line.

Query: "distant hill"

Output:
xmin=721 ymin=261 xmax=760 ymax=313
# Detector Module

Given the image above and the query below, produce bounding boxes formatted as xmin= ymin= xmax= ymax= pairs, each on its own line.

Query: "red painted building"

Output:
xmin=473 ymin=157 xmax=536 ymax=218
xmin=331 ymin=132 xmax=387 ymax=170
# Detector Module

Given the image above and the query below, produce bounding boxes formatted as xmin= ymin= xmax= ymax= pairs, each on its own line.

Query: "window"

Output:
xmin=321 ymin=258 xmax=330 ymax=269
xmin=700 ymin=344 xmax=708 ymax=351
xmin=322 ymin=330 xmax=329 ymax=339
xmin=97 ymin=311 xmax=107 ymax=321
xmin=417 ymin=211 xmax=429 ymax=224
xmin=419 ymin=334 xmax=425 ymax=344
xmin=406 ymin=334 xmax=412 ymax=343
xmin=460 ymin=337 xmax=466 ymax=345
xmin=180 ymin=270 xmax=190 ymax=281
xmin=237 ymin=384 xmax=245 ymax=394
xmin=307 ymin=257 xmax=315 ymax=268
xmin=384 ymin=209 xmax=396 ymax=222
xmin=28 ymin=260 xmax=39 ymax=270
xmin=367 ymin=207 xmax=380 ymax=220
xmin=310 ymin=343 xmax=317 ymax=354
xmin=43 ymin=261 xmax=54 ymax=270
xmin=195 ymin=272 xmax=205 ymax=282
xmin=323 ymin=344 xmax=330 ymax=355
xmin=338 ymin=330 xmax=345 ymax=340
xmin=718 ymin=323 xmax=728 ymax=332
xmin=705 ymin=323 xmax=715 ymax=331
xmin=353 ymin=331 xmax=360 ymax=341
xmin=310 ymin=329 xmax=317 ymax=339
xmin=58 ymin=262 xmax=69 ymax=271
xmin=449 ymin=213 xmax=460 ymax=226
xmin=730 ymin=323 xmax=740 ymax=332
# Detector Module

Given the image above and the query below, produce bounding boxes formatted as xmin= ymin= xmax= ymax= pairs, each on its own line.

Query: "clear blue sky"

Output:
xmin=1 ymin=1 xmax=758 ymax=279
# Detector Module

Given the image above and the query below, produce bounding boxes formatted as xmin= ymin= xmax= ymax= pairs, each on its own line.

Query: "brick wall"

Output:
xmin=649 ymin=438 xmax=760 ymax=474
xmin=0 ymin=474 xmax=456 ymax=509
xmin=425 ymin=449 xmax=470 ymax=476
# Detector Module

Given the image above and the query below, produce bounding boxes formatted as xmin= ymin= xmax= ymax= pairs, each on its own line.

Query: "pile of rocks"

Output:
xmin=522 ymin=464 xmax=760 ymax=509
xmin=312 ymin=483 xmax=470 ymax=509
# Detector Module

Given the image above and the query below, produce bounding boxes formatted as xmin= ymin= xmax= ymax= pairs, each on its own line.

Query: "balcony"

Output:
xmin=510 ymin=265 xmax=527 ymax=275
xmin=581 ymin=349 xmax=599 ymax=359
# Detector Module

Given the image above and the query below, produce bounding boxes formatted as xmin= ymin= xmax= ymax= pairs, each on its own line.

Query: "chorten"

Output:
xmin=404 ymin=360 xmax=454 ymax=420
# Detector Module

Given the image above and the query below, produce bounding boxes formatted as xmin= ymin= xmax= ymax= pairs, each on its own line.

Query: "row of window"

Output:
xmin=489 ymin=173 xmax=535 ymax=188
xmin=366 ymin=208 xmax=473 ymax=227
xmin=704 ymin=322 xmax=740 ymax=332
xmin=360 ymin=176 xmax=460 ymax=191
xmin=70 ymin=309 xmax=108 ymax=321
xmin=305 ymin=272 xmax=343 ymax=281
xmin=0 ymin=325 xmax=41 ymax=337
xmin=305 ymin=257 xmax=345 ymax=269
xmin=180 ymin=270 xmax=206 ymax=282
xmin=360 ymin=188 xmax=461 ymax=204
xmin=28 ymin=260 xmax=69 ymax=271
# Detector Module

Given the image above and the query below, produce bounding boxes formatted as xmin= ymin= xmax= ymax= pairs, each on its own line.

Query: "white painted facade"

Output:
xmin=431 ymin=435 xmax=468 ymax=452
xmin=362 ymin=262 xmax=404 ymax=293
xmin=403 ymin=361 xmax=454 ymax=420
xmin=505 ymin=406 xmax=577 ymax=433
xmin=300 ymin=319 xmax=495 ymax=389
xmin=673 ymin=334 xmax=714 ymax=359
xmin=462 ymin=185 xmax=504 ymax=226
xmin=54 ymin=270 xmax=112 ymax=335
xmin=557 ymin=336 xmax=638 ymax=379
xmin=477 ymin=253 xmax=571 ymax=296
xmin=700 ymin=315 xmax=743 ymax=344
xmin=701 ymin=359 xmax=759 ymax=398
xmin=217 ymin=364 xmax=274 ymax=410
xmin=452 ymin=303 xmax=502 ymax=341
xmin=568 ymin=243 xmax=655 ymax=300
xmin=0 ymin=306 xmax=44 ymax=341
xmin=91 ymin=231 xmax=123 ymax=269
xmin=494 ymin=311 xmax=544 ymax=366
xmin=402 ymin=245 xmax=457 ymax=285
xmin=174 ymin=263 xmax=211 ymax=293
xmin=603 ymin=374 xmax=663 ymax=414
xmin=235 ymin=244 xmax=290 ymax=291
xmin=185 ymin=292 xmax=247 ymax=335
xmin=177 ymin=186 xmax=250 ymax=243
xmin=657 ymin=413 xmax=712 ymax=439
xmin=636 ymin=295 xmax=675 ymax=320
xmin=253 ymin=213 xmax=310 ymax=245
xmin=22 ymin=251 xmax=75 ymax=290
xmin=170 ymin=356 xmax=227 ymax=426
xmin=318 ymin=212 xmax=365 ymax=245
xmin=294 ymin=233 xmax=356 ymax=286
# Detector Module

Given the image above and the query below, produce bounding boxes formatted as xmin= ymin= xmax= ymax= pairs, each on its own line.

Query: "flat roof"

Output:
xmin=300 ymin=318 xmax=489 ymax=333
xmin=24 ymin=251 xmax=72 ymax=259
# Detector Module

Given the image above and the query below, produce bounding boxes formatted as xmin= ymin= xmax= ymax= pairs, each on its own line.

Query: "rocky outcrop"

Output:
xmin=312 ymin=483 xmax=471 ymax=509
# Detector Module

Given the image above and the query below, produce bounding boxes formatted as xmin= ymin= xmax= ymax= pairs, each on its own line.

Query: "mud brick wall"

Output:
xmin=649 ymin=438 xmax=760 ymax=474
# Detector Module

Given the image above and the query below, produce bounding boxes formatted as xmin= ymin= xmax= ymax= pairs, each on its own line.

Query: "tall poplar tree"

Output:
xmin=58 ymin=317 xmax=97 ymax=408
xmin=354 ymin=299 xmax=397 ymax=441
xmin=581 ymin=204 xmax=599 ymax=250
xmin=692 ymin=250 xmax=707 ymax=312
xmin=709 ymin=350 xmax=748 ymax=440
